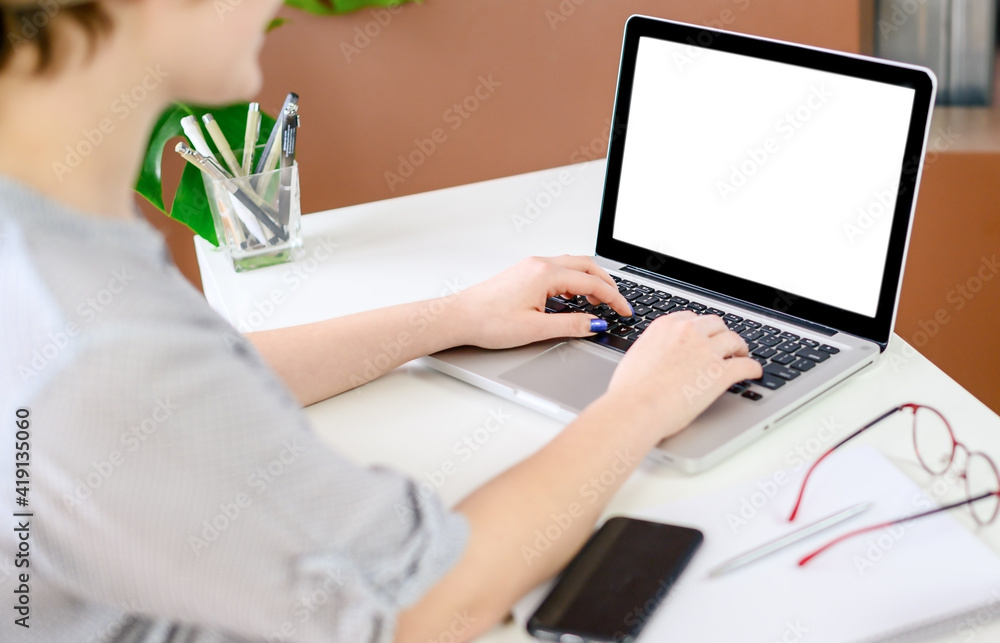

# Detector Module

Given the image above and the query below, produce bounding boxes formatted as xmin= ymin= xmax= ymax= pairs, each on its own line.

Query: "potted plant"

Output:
xmin=135 ymin=0 xmax=414 ymax=246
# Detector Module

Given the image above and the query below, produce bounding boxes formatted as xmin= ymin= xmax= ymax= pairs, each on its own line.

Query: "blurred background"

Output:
xmin=142 ymin=0 xmax=1000 ymax=414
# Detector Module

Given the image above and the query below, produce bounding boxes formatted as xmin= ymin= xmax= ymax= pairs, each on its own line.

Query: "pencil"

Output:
xmin=203 ymin=114 xmax=243 ymax=177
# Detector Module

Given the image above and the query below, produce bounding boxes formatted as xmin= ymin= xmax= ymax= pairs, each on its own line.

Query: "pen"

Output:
xmin=202 ymin=114 xmax=243 ymax=177
xmin=206 ymin=154 xmax=286 ymax=243
xmin=180 ymin=115 xmax=215 ymax=161
xmin=708 ymin=501 xmax=872 ymax=578
xmin=255 ymin=92 xmax=298 ymax=176
xmin=177 ymin=143 xmax=268 ymax=244
xmin=242 ymin=102 xmax=260 ymax=176
xmin=277 ymin=103 xmax=299 ymax=227
xmin=175 ymin=142 xmax=287 ymax=243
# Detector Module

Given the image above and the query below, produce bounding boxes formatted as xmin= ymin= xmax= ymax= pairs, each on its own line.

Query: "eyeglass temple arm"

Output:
xmin=797 ymin=490 xmax=999 ymax=567
xmin=787 ymin=406 xmax=906 ymax=522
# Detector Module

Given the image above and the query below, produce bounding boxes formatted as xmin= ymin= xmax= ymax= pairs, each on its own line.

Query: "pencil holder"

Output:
xmin=203 ymin=148 xmax=303 ymax=272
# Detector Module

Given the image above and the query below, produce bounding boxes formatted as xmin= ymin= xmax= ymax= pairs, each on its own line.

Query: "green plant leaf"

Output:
xmin=135 ymin=103 xmax=192 ymax=212
xmin=135 ymin=102 xmax=276 ymax=246
xmin=267 ymin=17 xmax=289 ymax=32
xmin=170 ymin=161 xmax=217 ymax=245
xmin=283 ymin=0 xmax=416 ymax=16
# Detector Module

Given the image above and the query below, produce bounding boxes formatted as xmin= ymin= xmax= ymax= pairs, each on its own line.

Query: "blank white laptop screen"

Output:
xmin=613 ymin=37 xmax=916 ymax=318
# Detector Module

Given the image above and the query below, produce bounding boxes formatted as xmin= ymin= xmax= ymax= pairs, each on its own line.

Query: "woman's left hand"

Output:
xmin=451 ymin=255 xmax=634 ymax=350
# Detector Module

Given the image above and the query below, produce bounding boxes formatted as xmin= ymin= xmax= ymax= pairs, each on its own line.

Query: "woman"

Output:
xmin=0 ymin=1 xmax=760 ymax=641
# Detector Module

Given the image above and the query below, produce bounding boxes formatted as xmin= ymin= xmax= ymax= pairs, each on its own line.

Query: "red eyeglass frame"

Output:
xmin=785 ymin=403 xmax=1000 ymax=566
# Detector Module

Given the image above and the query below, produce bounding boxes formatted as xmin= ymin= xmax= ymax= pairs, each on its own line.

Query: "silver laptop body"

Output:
xmin=425 ymin=15 xmax=937 ymax=473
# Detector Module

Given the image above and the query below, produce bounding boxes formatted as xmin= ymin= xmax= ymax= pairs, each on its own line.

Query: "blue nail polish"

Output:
xmin=628 ymin=303 xmax=635 ymax=316
xmin=590 ymin=319 xmax=608 ymax=333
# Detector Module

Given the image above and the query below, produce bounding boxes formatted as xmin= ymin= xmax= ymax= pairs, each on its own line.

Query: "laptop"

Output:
xmin=425 ymin=15 xmax=936 ymax=473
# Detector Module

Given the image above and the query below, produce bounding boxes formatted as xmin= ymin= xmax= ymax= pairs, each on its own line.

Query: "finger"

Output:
xmin=633 ymin=310 xmax=696 ymax=344
xmin=583 ymin=294 xmax=634 ymax=318
xmin=709 ymin=330 xmax=750 ymax=358
xmin=657 ymin=309 xmax=700 ymax=325
xmin=691 ymin=313 xmax=729 ymax=336
xmin=546 ymin=255 xmax=617 ymax=289
xmin=548 ymin=268 xmax=627 ymax=314
xmin=586 ymin=290 xmax=632 ymax=317
xmin=546 ymin=256 xmax=632 ymax=316
xmin=725 ymin=355 xmax=764 ymax=382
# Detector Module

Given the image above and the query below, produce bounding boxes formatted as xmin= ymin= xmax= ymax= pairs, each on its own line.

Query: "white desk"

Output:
xmin=196 ymin=160 xmax=1000 ymax=643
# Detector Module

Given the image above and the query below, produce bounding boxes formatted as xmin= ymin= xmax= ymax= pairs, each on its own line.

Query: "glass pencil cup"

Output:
xmin=203 ymin=152 xmax=303 ymax=272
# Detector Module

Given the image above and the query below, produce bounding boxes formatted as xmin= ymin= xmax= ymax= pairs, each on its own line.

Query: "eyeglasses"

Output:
xmin=788 ymin=403 xmax=1000 ymax=566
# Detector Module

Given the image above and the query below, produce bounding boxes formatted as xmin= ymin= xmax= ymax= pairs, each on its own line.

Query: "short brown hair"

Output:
xmin=0 ymin=1 xmax=110 ymax=72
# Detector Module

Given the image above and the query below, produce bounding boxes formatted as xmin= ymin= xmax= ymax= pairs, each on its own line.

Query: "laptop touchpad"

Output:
xmin=498 ymin=342 xmax=619 ymax=412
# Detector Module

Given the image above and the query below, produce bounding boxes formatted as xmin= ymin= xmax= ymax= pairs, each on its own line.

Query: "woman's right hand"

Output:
xmin=602 ymin=310 xmax=763 ymax=442
xmin=396 ymin=315 xmax=761 ymax=643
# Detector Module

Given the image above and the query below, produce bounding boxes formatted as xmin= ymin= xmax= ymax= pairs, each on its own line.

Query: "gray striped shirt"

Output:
xmin=0 ymin=176 xmax=468 ymax=642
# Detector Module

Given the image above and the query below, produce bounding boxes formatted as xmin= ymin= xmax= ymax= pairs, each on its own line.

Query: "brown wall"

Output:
xmin=895 ymin=154 xmax=1000 ymax=413
xmin=143 ymin=1 xmax=1000 ymax=413
xmin=255 ymin=0 xmax=866 ymax=214
xmin=148 ymin=0 xmax=866 ymax=289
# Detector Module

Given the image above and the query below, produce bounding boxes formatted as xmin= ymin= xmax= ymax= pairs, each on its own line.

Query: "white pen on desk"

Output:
xmin=203 ymin=114 xmax=243 ymax=177
xmin=175 ymin=142 xmax=287 ymax=243
xmin=708 ymin=501 xmax=872 ymax=578
xmin=180 ymin=115 xmax=215 ymax=161
xmin=242 ymin=102 xmax=260 ymax=176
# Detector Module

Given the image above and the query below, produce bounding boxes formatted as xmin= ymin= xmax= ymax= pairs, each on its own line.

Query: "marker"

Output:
xmin=180 ymin=115 xmax=215 ymax=161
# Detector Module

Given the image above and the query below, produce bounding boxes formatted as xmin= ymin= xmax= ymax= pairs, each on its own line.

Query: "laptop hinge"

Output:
xmin=619 ymin=265 xmax=838 ymax=337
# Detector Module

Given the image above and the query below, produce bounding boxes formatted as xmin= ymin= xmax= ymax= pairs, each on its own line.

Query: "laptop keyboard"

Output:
xmin=544 ymin=275 xmax=840 ymax=400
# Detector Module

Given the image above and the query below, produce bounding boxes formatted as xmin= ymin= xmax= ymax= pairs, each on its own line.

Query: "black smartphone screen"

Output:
xmin=527 ymin=517 xmax=703 ymax=643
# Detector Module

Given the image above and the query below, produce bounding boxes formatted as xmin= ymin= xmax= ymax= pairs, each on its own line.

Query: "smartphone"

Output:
xmin=527 ymin=517 xmax=703 ymax=643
